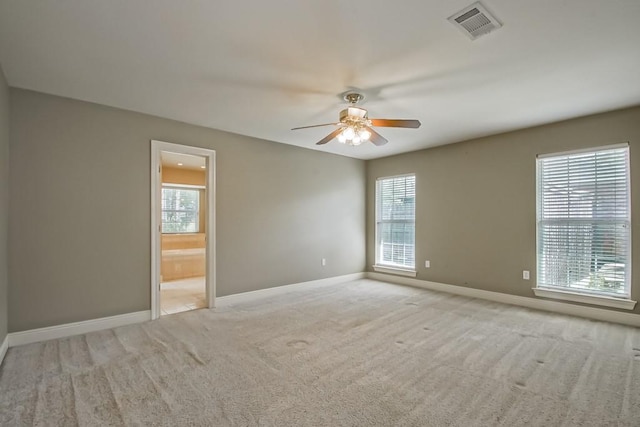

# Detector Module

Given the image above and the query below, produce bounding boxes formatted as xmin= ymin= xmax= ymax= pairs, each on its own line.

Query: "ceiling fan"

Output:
xmin=291 ymin=93 xmax=421 ymax=146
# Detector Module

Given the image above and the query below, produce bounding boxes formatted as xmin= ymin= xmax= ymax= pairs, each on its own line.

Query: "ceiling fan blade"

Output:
xmin=369 ymin=119 xmax=421 ymax=129
xmin=367 ymin=127 xmax=388 ymax=146
xmin=316 ymin=128 xmax=343 ymax=145
xmin=291 ymin=123 xmax=338 ymax=130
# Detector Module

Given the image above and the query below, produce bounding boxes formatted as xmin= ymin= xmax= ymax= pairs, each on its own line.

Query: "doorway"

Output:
xmin=151 ymin=140 xmax=216 ymax=319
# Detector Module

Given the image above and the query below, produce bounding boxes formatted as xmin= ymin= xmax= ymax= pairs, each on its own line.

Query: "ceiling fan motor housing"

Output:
xmin=340 ymin=106 xmax=368 ymax=124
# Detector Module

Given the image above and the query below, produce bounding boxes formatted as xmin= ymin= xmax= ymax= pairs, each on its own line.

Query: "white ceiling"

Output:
xmin=1 ymin=1 xmax=639 ymax=160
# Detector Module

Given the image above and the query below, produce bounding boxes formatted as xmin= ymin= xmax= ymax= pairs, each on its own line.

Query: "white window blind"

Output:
xmin=161 ymin=187 xmax=200 ymax=233
xmin=376 ymin=175 xmax=416 ymax=269
xmin=537 ymin=145 xmax=631 ymax=298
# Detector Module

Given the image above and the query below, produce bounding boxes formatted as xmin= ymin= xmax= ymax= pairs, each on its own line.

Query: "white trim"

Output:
xmin=7 ymin=311 xmax=151 ymax=347
xmin=4 ymin=274 xmax=364 ymax=348
xmin=217 ymin=273 xmax=366 ymax=305
xmin=5 ymin=272 xmax=638 ymax=350
xmin=536 ymin=141 xmax=629 ymax=159
xmin=372 ymin=265 xmax=417 ymax=277
xmin=366 ymin=272 xmax=640 ymax=328
xmin=0 ymin=335 xmax=8 ymax=366
xmin=151 ymin=140 xmax=216 ymax=319
xmin=532 ymin=287 xmax=636 ymax=310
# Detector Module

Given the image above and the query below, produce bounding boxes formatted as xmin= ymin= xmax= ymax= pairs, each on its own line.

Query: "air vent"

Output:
xmin=448 ymin=2 xmax=502 ymax=40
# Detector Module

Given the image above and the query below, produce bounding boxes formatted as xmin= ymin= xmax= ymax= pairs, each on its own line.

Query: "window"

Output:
xmin=536 ymin=145 xmax=631 ymax=301
xmin=375 ymin=174 xmax=416 ymax=271
xmin=161 ymin=186 xmax=200 ymax=233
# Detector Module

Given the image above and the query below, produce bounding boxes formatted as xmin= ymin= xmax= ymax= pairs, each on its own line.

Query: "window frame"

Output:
xmin=374 ymin=173 xmax=417 ymax=276
xmin=161 ymin=184 xmax=203 ymax=234
xmin=534 ymin=143 xmax=636 ymax=310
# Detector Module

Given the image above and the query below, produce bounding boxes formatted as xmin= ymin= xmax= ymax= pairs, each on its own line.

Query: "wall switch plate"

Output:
xmin=321 ymin=258 xmax=326 ymax=266
xmin=425 ymin=260 xmax=430 ymax=268
xmin=523 ymin=270 xmax=530 ymax=280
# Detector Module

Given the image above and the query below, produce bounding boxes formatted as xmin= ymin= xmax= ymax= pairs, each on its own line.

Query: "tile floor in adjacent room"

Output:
xmin=160 ymin=276 xmax=206 ymax=315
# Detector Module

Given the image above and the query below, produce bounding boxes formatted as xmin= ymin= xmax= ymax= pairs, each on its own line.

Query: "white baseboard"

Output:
xmin=8 ymin=310 xmax=151 ymax=348
xmin=0 ymin=335 xmax=8 ymax=366
xmin=217 ymin=272 xmax=366 ymax=305
xmin=6 ymin=273 xmax=366 ymax=347
xmin=13 ymin=270 xmax=635 ymax=349
xmin=366 ymin=272 xmax=640 ymax=328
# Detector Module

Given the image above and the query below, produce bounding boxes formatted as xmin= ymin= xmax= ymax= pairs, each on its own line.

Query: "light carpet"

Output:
xmin=1 ymin=279 xmax=640 ymax=426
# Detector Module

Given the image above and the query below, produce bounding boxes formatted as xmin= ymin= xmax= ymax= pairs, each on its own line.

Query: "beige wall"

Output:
xmin=0 ymin=65 xmax=9 ymax=342
xmin=10 ymin=86 xmax=637 ymax=333
xmin=162 ymin=166 xmax=205 ymax=186
xmin=367 ymin=106 xmax=640 ymax=315
xmin=9 ymin=89 xmax=366 ymax=332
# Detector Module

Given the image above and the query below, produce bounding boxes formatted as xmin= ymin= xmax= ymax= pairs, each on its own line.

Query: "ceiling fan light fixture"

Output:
xmin=343 ymin=127 xmax=355 ymax=140
xmin=336 ymin=126 xmax=367 ymax=146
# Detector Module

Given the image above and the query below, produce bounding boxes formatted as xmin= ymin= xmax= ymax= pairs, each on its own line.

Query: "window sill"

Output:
xmin=372 ymin=265 xmax=417 ymax=277
xmin=532 ymin=287 xmax=637 ymax=310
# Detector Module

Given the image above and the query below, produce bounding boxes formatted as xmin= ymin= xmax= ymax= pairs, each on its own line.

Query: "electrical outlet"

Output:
xmin=425 ymin=260 xmax=431 ymax=268
xmin=523 ymin=270 xmax=530 ymax=280
xmin=321 ymin=258 xmax=326 ymax=267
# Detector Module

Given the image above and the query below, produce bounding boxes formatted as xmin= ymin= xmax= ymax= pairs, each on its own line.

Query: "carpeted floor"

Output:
xmin=1 ymin=279 xmax=639 ymax=426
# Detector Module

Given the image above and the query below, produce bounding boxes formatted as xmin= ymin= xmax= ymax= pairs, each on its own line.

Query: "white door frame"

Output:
xmin=151 ymin=140 xmax=216 ymax=320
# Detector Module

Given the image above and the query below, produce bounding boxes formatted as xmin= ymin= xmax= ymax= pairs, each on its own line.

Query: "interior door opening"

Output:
xmin=151 ymin=141 xmax=216 ymax=320
xmin=160 ymin=152 xmax=207 ymax=315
